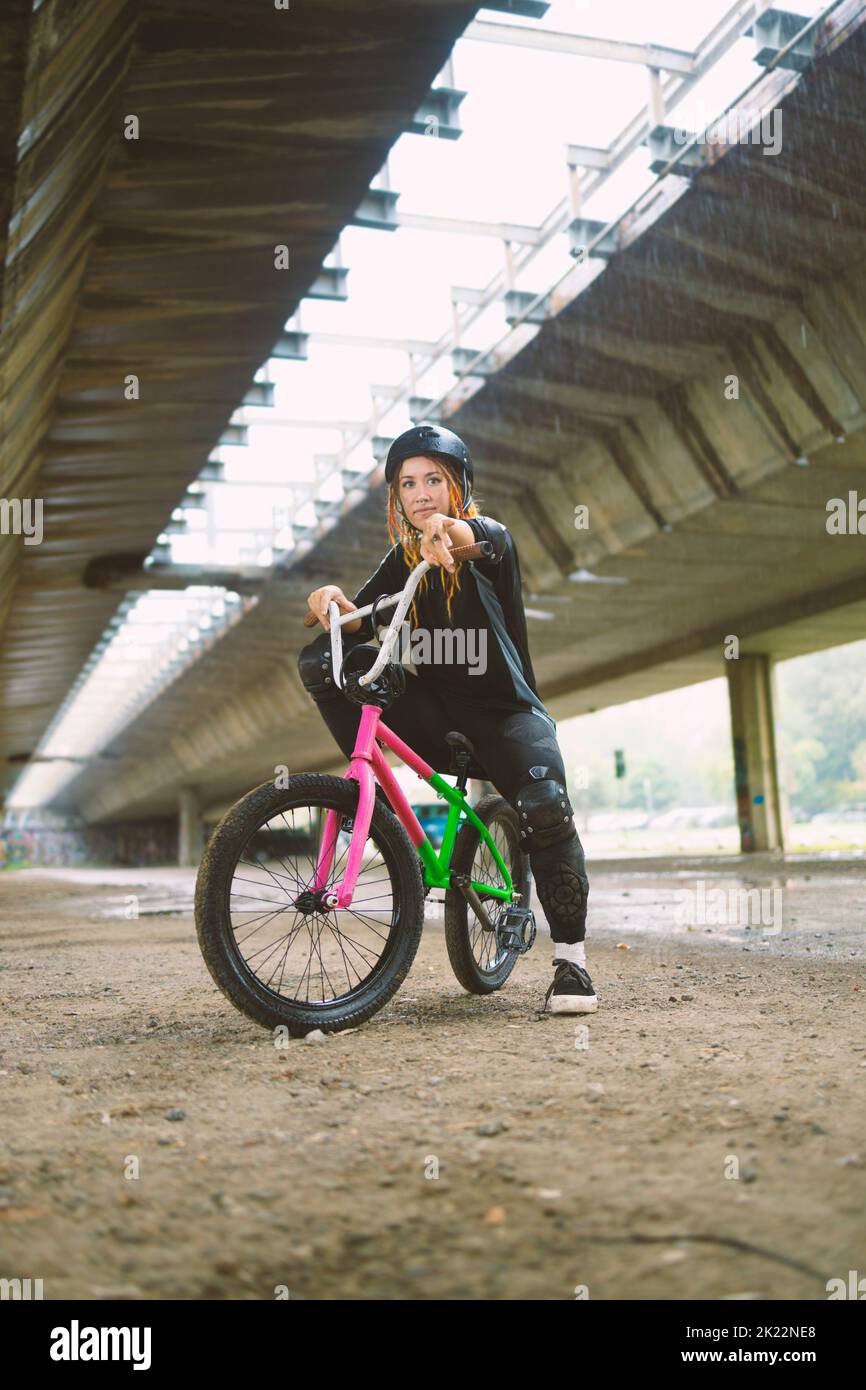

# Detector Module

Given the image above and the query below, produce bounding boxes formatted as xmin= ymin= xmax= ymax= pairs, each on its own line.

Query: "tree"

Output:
xmin=622 ymin=759 xmax=679 ymax=811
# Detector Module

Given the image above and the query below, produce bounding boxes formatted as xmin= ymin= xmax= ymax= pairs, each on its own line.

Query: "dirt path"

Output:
xmin=1 ymin=865 xmax=864 ymax=1300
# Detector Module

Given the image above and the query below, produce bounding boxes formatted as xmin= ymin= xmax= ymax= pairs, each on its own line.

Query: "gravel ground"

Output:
xmin=1 ymin=858 xmax=864 ymax=1301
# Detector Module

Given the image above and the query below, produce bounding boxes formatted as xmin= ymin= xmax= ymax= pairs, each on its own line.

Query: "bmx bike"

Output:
xmin=194 ymin=541 xmax=537 ymax=1036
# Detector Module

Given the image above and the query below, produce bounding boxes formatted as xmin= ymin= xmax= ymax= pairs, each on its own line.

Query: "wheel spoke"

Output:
xmin=463 ymin=813 xmax=521 ymax=975
xmin=224 ymin=792 xmax=400 ymax=1009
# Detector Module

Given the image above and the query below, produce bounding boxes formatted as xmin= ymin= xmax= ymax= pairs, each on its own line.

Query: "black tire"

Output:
xmin=195 ymin=773 xmax=425 ymax=1035
xmin=444 ymin=793 xmax=532 ymax=994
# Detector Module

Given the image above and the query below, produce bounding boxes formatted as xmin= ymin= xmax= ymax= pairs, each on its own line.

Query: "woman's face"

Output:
xmin=396 ymin=455 xmax=453 ymax=525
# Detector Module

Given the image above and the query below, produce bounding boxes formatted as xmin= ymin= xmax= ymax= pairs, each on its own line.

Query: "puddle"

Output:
xmin=98 ymin=896 xmax=194 ymax=919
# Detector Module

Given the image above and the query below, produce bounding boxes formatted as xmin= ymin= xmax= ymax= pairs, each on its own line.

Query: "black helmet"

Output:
xmin=385 ymin=423 xmax=473 ymax=508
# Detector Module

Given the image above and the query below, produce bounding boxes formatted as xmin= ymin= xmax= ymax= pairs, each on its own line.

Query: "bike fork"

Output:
xmin=313 ymin=705 xmax=381 ymax=907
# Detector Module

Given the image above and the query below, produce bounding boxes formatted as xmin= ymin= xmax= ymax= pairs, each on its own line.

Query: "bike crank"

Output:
xmin=451 ymin=874 xmax=536 ymax=954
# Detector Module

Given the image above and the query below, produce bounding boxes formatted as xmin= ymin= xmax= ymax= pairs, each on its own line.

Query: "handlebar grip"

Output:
xmin=300 ymin=541 xmax=493 ymax=625
xmin=448 ymin=539 xmax=494 ymax=561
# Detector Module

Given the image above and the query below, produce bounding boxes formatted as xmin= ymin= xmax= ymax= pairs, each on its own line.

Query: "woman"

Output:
xmin=298 ymin=423 xmax=596 ymax=1015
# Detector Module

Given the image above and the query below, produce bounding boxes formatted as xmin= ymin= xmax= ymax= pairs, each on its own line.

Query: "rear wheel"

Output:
xmin=444 ymin=793 xmax=531 ymax=994
xmin=195 ymin=774 xmax=425 ymax=1035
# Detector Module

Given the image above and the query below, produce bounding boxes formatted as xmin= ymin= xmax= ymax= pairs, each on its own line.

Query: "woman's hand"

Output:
xmin=306 ymin=585 xmax=362 ymax=632
xmin=419 ymin=513 xmax=460 ymax=571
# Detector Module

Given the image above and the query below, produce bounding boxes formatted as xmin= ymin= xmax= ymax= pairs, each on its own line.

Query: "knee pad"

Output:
xmin=298 ymin=639 xmax=337 ymax=700
xmin=515 ymin=777 xmax=574 ymax=852
xmin=532 ymin=849 xmax=588 ymax=932
xmin=519 ymin=784 xmax=588 ymax=931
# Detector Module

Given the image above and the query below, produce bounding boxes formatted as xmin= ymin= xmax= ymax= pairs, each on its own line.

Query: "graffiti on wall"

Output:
xmin=0 ymin=821 xmax=178 ymax=869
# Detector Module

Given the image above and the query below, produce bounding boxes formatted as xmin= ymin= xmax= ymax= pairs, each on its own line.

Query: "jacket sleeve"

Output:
xmin=469 ymin=516 xmax=542 ymax=697
xmin=498 ymin=527 xmax=541 ymax=696
xmin=464 ymin=514 xmax=509 ymax=564
xmin=349 ymin=544 xmax=406 ymax=641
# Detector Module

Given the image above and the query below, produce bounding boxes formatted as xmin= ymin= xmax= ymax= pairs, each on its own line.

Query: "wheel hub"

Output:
xmin=294 ymin=887 xmax=338 ymax=914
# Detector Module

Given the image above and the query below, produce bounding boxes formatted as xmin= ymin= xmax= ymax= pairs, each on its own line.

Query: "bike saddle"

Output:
xmin=445 ymin=731 xmax=477 ymax=761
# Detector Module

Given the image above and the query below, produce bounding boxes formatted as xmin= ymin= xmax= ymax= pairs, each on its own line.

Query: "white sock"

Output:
xmin=553 ymin=940 xmax=586 ymax=968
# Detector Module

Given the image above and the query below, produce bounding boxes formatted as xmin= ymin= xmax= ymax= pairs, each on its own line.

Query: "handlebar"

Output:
xmin=300 ymin=539 xmax=495 ymax=691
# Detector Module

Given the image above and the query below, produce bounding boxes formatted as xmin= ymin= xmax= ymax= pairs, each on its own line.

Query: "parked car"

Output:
xmin=413 ymin=803 xmax=450 ymax=849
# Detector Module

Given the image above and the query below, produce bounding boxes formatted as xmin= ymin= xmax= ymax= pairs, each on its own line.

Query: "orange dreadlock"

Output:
xmin=387 ymin=461 xmax=481 ymax=630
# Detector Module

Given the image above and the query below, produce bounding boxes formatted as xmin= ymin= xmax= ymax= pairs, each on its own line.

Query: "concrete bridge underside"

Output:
xmin=0 ymin=0 xmax=478 ymax=795
xmin=2 ymin=5 xmax=865 ymax=856
xmin=58 ymin=17 xmax=866 ymax=835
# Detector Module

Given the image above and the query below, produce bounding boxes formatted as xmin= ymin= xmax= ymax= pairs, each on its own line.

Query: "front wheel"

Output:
xmin=195 ymin=773 xmax=425 ymax=1035
xmin=444 ymin=793 xmax=532 ymax=994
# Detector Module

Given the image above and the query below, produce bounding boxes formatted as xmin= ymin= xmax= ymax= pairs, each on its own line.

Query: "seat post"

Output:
xmin=445 ymin=731 xmax=474 ymax=794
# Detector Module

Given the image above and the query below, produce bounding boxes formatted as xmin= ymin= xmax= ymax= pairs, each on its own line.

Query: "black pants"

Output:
xmin=297 ymin=631 xmax=589 ymax=945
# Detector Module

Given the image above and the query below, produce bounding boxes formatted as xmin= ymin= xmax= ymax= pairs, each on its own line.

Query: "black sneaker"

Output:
xmin=544 ymin=959 xmax=598 ymax=1014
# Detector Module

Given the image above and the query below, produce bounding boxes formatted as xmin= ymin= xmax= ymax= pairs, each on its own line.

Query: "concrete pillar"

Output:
xmin=178 ymin=786 xmax=204 ymax=866
xmin=726 ymin=654 xmax=787 ymax=853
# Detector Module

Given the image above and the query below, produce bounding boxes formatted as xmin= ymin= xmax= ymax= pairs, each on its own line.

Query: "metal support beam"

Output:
xmin=82 ymin=555 xmax=270 ymax=594
xmin=503 ymin=289 xmax=551 ymax=325
xmin=408 ymin=396 xmax=439 ymax=421
xmin=396 ymin=211 xmax=542 ymax=243
xmin=646 ymin=65 xmax=666 ymax=127
xmin=450 ymin=285 xmax=489 ymax=306
xmin=306 ymin=265 xmax=350 ymax=300
xmin=241 ymin=381 xmax=276 ymax=408
xmin=566 ymin=144 xmax=612 ymax=170
xmin=451 ymin=347 xmax=497 ymax=377
xmin=646 ymin=125 xmax=709 ymax=175
xmin=568 ymin=217 xmax=620 ymax=260
xmin=198 ymin=460 xmax=225 ymax=482
xmin=370 ymin=436 xmax=394 ymax=463
xmin=750 ymin=7 xmax=819 ymax=71
xmin=370 ymin=383 xmax=404 ymax=404
xmin=217 ymin=424 xmax=248 ymax=446
xmin=271 ymin=330 xmax=309 ymax=361
xmin=228 ymin=412 xmax=366 ymax=432
xmin=352 ymin=187 xmax=400 ymax=231
xmin=464 ymin=20 xmax=696 ymax=74
xmin=306 ymin=330 xmax=440 ymax=355
xmin=481 ymin=1 xmax=550 ymax=17
xmin=409 ymin=85 xmax=467 ymax=140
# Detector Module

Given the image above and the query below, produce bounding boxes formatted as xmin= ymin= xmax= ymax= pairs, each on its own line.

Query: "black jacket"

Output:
xmin=350 ymin=515 xmax=554 ymax=726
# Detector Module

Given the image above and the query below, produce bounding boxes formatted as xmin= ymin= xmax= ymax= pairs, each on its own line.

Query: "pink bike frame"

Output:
xmin=312 ymin=704 xmax=433 ymax=908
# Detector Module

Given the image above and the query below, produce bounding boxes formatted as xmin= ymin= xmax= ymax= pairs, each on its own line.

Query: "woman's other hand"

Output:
xmin=306 ymin=585 xmax=362 ymax=632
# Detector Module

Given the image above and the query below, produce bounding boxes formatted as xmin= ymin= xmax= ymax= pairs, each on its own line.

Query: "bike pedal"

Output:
xmin=495 ymin=906 xmax=537 ymax=955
